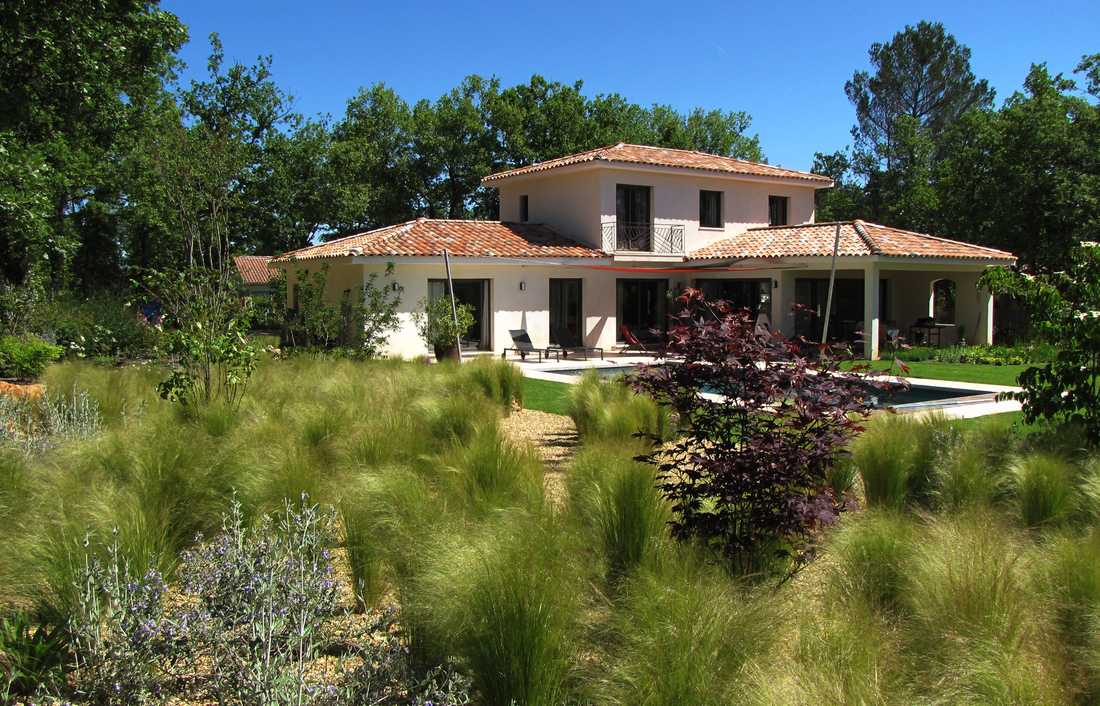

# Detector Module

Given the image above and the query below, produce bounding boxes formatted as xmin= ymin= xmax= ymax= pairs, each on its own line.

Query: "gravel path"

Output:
xmin=499 ymin=407 xmax=578 ymax=508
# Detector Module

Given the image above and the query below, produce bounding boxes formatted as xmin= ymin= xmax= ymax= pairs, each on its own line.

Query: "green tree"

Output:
xmin=811 ymin=149 xmax=865 ymax=222
xmin=0 ymin=0 xmax=187 ymax=285
xmin=845 ymin=20 xmax=993 ymax=167
xmin=980 ymin=245 xmax=1100 ymax=442
xmin=328 ymin=83 xmax=418 ymax=232
xmin=935 ymin=62 xmax=1100 ymax=269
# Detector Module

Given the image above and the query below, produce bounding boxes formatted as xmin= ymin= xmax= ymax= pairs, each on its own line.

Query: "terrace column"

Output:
xmin=976 ymin=285 xmax=994 ymax=345
xmin=863 ymin=262 xmax=880 ymax=360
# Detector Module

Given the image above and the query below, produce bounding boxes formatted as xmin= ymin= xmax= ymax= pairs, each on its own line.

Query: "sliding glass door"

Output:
xmin=549 ymin=279 xmax=583 ymax=347
xmin=616 ymin=279 xmax=668 ymax=342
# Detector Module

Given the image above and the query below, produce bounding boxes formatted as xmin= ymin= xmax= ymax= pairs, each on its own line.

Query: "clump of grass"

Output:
xmin=591 ymin=465 xmax=667 ymax=578
xmin=755 ymin=606 xmax=906 ymax=705
xmin=1010 ymin=452 xmax=1077 ymax=527
xmin=851 ymin=414 xmax=917 ymax=508
xmin=906 ymin=512 xmax=1067 ymax=704
xmin=936 ymin=434 xmax=1003 ymax=510
xmin=852 ymin=412 xmax=956 ymax=509
xmin=828 ymin=510 xmax=915 ymax=613
xmin=458 ymin=357 xmax=524 ymax=412
xmin=568 ymin=371 xmax=670 ymax=442
xmin=407 ymin=514 xmax=578 ymax=706
xmin=449 ymin=424 xmax=544 ymax=510
xmin=599 ymin=557 xmax=778 ymax=706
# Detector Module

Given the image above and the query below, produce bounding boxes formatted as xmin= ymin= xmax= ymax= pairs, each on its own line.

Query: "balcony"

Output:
xmin=601 ymin=220 xmax=685 ymax=255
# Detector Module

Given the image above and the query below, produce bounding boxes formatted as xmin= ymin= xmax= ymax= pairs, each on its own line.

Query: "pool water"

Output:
xmin=550 ymin=365 xmax=993 ymax=409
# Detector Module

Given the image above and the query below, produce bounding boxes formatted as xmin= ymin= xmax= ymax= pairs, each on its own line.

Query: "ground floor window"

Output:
xmin=428 ymin=278 xmax=491 ymax=350
xmin=616 ymin=279 xmax=668 ymax=342
xmin=695 ymin=278 xmax=771 ymax=318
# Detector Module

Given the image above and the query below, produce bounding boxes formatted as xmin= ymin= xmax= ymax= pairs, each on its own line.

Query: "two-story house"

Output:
xmin=274 ymin=143 xmax=1014 ymax=359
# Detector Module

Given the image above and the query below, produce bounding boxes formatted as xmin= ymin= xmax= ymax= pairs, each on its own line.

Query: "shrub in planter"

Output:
xmin=412 ymin=296 xmax=474 ymax=361
xmin=0 ymin=335 xmax=62 ymax=379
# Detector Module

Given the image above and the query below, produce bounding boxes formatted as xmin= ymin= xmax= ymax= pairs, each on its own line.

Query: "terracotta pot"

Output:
xmin=434 ymin=344 xmax=461 ymax=362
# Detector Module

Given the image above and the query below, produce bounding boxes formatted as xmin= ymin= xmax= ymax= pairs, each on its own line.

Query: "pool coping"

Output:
xmin=520 ymin=358 xmax=1023 ymax=419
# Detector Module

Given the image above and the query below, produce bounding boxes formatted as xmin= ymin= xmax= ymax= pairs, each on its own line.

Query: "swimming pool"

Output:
xmin=546 ymin=365 xmax=996 ymax=411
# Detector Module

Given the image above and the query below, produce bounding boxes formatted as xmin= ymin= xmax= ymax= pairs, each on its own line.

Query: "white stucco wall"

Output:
xmin=497 ymin=170 xmax=602 ymax=247
xmin=492 ymin=164 xmax=819 ymax=254
xmin=595 ymin=167 xmax=818 ymax=253
xmin=277 ymin=257 xmax=997 ymax=360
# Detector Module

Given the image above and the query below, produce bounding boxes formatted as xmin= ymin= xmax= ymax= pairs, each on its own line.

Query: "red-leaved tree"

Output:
xmin=633 ymin=288 xmax=880 ymax=574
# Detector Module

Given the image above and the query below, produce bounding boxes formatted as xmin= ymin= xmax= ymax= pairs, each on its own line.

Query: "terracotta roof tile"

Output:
xmin=233 ymin=255 xmax=274 ymax=285
xmin=689 ymin=220 xmax=1016 ymax=262
xmin=482 ymin=143 xmax=832 ymax=185
xmin=274 ymin=219 xmax=605 ymax=261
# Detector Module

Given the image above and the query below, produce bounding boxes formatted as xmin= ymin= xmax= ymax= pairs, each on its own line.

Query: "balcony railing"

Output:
xmin=601 ymin=220 xmax=685 ymax=255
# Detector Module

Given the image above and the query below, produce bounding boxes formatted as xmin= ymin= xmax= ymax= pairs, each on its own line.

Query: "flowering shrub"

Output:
xmin=69 ymin=530 xmax=173 ymax=703
xmin=63 ymin=496 xmax=472 ymax=705
xmin=179 ymin=496 xmax=339 ymax=704
xmin=634 ymin=288 xmax=880 ymax=574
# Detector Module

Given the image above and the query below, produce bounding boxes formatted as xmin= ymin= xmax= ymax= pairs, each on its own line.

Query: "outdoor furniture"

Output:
xmin=502 ymin=329 xmax=560 ymax=362
xmin=549 ymin=324 xmax=604 ymax=360
xmin=619 ymin=324 xmax=666 ymax=355
xmin=909 ymin=317 xmax=954 ymax=346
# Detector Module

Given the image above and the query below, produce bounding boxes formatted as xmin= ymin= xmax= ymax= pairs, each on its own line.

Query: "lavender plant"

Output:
xmin=68 ymin=529 xmax=172 ymax=704
xmin=179 ymin=494 xmax=339 ymax=704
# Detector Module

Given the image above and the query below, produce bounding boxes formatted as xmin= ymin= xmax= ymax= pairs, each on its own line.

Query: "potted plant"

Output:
xmin=412 ymin=296 xmax=474 ymax=362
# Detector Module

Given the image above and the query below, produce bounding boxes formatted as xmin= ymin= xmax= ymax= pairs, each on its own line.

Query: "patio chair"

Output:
xmin=502 ymin=329 xmax=560 ymax=363
xmin=619 ymin=324 xmax=666 ymax=355
xmin=549 ymin=324 xmax=604 ymax=360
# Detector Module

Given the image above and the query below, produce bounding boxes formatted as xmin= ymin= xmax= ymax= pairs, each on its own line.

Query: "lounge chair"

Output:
xmin=502 ymin=329 xmax=560 ymax=362
xmin=549 ymin=324 xmax=604 ymax=360
xmin=619 ymin=324 xmax=666 ymax=355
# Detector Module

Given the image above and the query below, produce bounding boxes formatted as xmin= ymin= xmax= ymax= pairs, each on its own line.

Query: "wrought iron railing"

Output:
xmin=601 ymin=220 xmax=685 ymax=254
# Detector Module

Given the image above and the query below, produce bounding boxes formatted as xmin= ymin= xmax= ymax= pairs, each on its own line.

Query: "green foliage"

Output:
xmin=891 ymin=342 xmax=1055 ymax=365
xmin=0 ymin=610 xmax=67 ymax=700
xmin=936 ymin=62 xmax=1100 ymax=270
xmin=412 ymin=295 xmax=474 ymax=351
xmin=1010 ymin=453 xmax=1078 ymax=527
xmin=0 ymin=335 xmax=62 ymax=379
xmin=275 ymin=261 xmax=402 ymax=355
xmin=600 ymin=560 xmax=778 ymax=706
xmin=828 ymin=510 xmax=915 ymax=613
xmin=981 ymin=246 xmax=1100 ymax=442
xmin=38 ymin=293 xmax=160 ymax=361
xmin=150 ymin=267 xmax=258 ymax=408
xmin=568 ymin=371 xmax=670 ymax=442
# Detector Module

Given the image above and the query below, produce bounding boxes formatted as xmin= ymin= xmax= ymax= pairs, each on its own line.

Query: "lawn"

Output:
xmin=854 ymin=359 xmax=1030 ymax=386
xmin=522 ymin=376 xmax=572 ymax=415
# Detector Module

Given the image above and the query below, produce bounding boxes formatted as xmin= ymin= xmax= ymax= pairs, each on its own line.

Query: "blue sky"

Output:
xmin=163 ymin=0 xmax=1099 ymax=172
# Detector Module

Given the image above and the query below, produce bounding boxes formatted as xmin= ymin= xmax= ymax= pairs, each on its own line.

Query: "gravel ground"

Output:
xmin=499 ymin=407 xmax=578 ymax=509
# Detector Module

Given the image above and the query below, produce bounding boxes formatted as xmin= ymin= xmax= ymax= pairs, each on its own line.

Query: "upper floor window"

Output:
xmin=699 ymin=190 xmax=723 ymax=228
xmin=519 ymin=194 xmax=529 ymax=223
xmin=768 ymin=195 xmax=789 ymax=226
